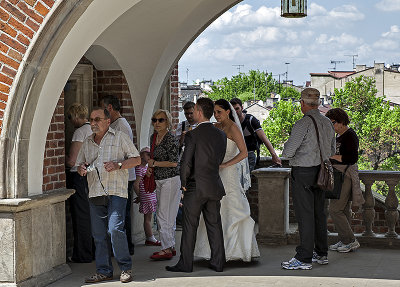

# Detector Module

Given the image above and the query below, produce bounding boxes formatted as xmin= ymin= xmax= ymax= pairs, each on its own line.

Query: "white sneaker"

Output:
xmin=329 ymin=241 xmax=344 ymax=251
xmin=337 ymin=239 xmax=360 ymax=253
xmin=120 ymin=270 xmax=132 ymax=283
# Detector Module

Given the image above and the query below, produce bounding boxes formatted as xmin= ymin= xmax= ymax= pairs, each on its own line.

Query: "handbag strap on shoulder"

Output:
xmin=307 ymin=115 xmax=324 ymax=163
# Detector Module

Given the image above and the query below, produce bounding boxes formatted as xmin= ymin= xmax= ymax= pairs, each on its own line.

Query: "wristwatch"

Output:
xmin=118 ymin=162 xmax=123 ymax=169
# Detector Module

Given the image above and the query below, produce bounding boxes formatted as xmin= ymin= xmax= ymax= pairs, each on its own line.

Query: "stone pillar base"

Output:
xmin=253 ymin=168 xmax=291 ymax=245
xmin=0 ymin=189 xmax=74 ymax=286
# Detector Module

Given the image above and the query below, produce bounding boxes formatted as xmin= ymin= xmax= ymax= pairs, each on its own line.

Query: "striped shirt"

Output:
xmin=282 ymin=109 xmax=336 ymax=167
xmin=135 ymin=165 xmax=157 ymax=204
xmin=76 ymin=127 xmax=139 ymax=198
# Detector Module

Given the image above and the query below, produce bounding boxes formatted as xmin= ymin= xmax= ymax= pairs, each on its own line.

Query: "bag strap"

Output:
xmin=150 ymin=134 xmax=157 ymax=159
xmin=182 ymin=121 xmax=186 ymax=133
xmin=306 ymin=115 xmax=324 ymax=163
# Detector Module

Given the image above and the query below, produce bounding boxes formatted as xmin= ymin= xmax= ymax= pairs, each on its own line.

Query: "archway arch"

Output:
xmin=0 ymin=0 xmax=242 ymax=197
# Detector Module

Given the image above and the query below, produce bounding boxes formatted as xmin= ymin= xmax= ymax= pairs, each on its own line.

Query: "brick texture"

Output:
xmin=170 ymin=65 xmax=179 ymax=130
xmin=42 ymin=91 xmax=66 ymax=192
xmin=0 ymin=0 xmax=56 ymax=135
xmin=93 ymin=69 xmax=138 ymax=144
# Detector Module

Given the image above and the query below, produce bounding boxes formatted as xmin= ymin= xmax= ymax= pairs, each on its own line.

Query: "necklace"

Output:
xmin=156 ymin=131 xmax=167 ymax=145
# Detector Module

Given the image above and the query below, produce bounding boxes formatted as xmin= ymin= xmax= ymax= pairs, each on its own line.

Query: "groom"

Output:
xmin=166 ymin=97 xmax=227 ymax=273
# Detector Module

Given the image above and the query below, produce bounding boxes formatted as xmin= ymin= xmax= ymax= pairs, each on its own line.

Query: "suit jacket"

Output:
xmin=180 ymin=122 xmax=227 ymax=200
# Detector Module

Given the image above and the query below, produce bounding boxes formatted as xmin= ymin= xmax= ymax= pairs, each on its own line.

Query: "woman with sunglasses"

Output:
xmin=148 ymin=109 xmax=181 ymax=260
xmin=65 ymin=103 xmax=93 ymax=263
xmin=325 ymin=108 xmax=364 ymax=253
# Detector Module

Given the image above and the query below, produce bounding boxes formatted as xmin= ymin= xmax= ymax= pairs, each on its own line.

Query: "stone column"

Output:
xmin=359 ymin=177 xmax=376 ymax=237
xmin=253 ymin=168 xmax=291 ymax=245
xmin=0 ymin=189 xmax=74 ymax=287
xmin=384 ymin=179 xmax=399 ymax=238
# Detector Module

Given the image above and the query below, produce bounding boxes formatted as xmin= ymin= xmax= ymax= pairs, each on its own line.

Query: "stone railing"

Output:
xmin=253 ymin=167 xmax=400 ymax=247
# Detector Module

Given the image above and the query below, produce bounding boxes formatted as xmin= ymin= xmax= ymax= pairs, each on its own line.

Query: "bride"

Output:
xmin=194 ymin=99 xmax=260 ymax=262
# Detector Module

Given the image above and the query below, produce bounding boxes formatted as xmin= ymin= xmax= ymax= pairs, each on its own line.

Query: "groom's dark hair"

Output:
xmin=196 ymin=97 xmax=214 ymax=119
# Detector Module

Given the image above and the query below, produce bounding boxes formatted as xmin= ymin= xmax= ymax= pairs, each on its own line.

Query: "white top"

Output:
xmin=110 ymin=117 xmax=136 ymax=181
xmin=175 ymin=120 xmax=197 ymax=138
xmin=70 ymin=123 xmax=92 ymax=172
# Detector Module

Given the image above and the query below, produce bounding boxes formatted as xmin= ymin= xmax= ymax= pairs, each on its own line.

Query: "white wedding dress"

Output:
xmin=194 ymin=138 xmax=260 ymax=262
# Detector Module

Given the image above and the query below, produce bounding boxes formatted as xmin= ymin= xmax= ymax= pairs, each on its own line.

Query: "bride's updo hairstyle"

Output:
xmin=215 ymin=99 xmax=235 ymax=122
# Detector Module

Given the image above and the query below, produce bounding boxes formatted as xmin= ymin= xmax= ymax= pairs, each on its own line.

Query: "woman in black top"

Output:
xmin=147 ymin=109 xmax=181 ymax=260
xmin=326 ymin=108 xmax=360 ymax=253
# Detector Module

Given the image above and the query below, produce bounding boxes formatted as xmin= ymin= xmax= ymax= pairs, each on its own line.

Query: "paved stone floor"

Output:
xmin=49 ymin=232 xmax=400 ymax=287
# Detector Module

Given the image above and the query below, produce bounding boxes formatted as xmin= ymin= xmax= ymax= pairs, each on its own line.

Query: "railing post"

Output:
xmin=361 ymin=179 xmax=376 ymax=237
xmin=384 ymin=179 xmax=399 ymax=238
xmin=253 ymin=167 xmax=291 ymax=245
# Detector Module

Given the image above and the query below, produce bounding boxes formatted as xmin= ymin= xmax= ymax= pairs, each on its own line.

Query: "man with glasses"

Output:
xmin=101 ymin=95 xmax=136 ymax=255
xmin=175 ymin=101 xmax=197 ymax=151
xmin=77 ymin=107 xmax=140 ymax=283
xmin=281 ymin=88 xmax=335 ymax=270
xmin=230 ymin=98 xmax=281 ymax=171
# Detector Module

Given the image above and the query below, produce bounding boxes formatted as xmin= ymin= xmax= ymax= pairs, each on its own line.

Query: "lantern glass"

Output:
xmin=281 ymin=0 xmax=307 ymax=18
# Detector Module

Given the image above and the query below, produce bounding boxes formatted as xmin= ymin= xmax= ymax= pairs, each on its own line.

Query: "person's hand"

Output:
xmin=330 ymin=155 xmax=342 ymax=162
xmin=145 ymin=167 xmax=153 ymax=177
xmin=104 ymin=161 xmax=119 ymax=172
xmin=272 ymin=154 xmax=282 ymax=166
xmin=148 ymin=159 xmax=155 ymax=167
xmin=219 ymin=163 xmax=227 ymax=169
xmin=133 ymin=197 xmax=140 ymax=204
xmin=77 ymin=163 xmax=88 ymax=176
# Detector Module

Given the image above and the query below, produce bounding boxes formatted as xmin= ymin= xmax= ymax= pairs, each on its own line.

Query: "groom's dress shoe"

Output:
xmin=165 ymin=265 xmax=191 ymax=273
xmin=208 ymin=265 xmax=223 ymax=272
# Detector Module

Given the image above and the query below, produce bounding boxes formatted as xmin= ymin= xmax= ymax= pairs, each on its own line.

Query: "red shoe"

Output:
xmin=150 ymin=252 xmax=173 ymax=260
xmin=153 ymin=250 xmax=176 ymax=256
xmin=145 ymin=240 xmax=161 ymax=246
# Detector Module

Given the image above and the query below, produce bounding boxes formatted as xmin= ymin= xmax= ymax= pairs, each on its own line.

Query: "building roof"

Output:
xmin=310 ymin=71 xmax=355 ymax=79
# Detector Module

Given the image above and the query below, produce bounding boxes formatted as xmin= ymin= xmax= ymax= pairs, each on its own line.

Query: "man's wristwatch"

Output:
xmin=118 ymin=162 xmax=123 ymax=169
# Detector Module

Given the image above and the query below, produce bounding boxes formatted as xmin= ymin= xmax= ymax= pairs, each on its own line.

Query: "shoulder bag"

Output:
xmin=143 ymin=134 xmax=157 ymax=193
xmin=307 ymin=115 xmax=334 ymax=192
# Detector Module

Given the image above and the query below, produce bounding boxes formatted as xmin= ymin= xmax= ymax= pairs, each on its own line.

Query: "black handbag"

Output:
xmin=325 ymin=166 xmax=350 ymax=199
xmin=307 ymin=115 xmax=334 ymax=192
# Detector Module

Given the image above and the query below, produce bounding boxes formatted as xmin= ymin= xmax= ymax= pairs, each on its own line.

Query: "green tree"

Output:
xmin=332 ymin=75 xmax=400 ymax=171
xmin=261 ymin=100 xmax=303 ymax=155
xmin=206 ymin=70 xmax=278 ymax=101
xmin=280 ymin=86 xmax=301 ymax=100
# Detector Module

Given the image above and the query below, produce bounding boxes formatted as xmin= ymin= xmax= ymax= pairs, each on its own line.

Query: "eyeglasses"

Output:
xmin=331 ymin=121 xmax=337 ymax=125
xmin=151 ymin=118 xmax=167 ymax=123
xmin=90 ymin=117 xmax=106 ymax=123
xmin=67 ymin=114 xmax=72 ymax=120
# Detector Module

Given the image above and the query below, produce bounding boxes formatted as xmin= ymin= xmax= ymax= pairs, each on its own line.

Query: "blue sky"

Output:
xmin=178 ymin=0 xmax=400 ymax=86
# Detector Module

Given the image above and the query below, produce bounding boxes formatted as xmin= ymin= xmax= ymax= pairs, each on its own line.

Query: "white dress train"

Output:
xmin=194 ymin=139 xmax=260 ymax=262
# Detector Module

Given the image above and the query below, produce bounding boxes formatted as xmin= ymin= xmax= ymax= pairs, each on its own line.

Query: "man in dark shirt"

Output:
xmin=230 ymin=98 xmax=281 ymax=171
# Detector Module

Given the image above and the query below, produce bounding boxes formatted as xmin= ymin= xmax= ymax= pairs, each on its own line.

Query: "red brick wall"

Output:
xmin=0 ymin=0 xmax=55 ymax=135
xmin=94 ymin=70 xmax=137 ymax=144
xmin=42 ymin=91 xmax=66 ymax=192
xmin=170 ymin=65 xmax=179 ymax=130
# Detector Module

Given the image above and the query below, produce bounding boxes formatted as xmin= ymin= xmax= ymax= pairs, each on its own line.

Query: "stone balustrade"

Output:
xmin=253 ymin=166 xmax=400 ymax=247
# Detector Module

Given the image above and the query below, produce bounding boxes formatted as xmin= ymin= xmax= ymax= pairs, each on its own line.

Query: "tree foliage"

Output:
xmin=261 ymin=100 xmax=303 ymax=155
xmin=332 ymin=75 xmax=400 ymax=171
xmin=206 ymin=70 xmax=279 ymax=101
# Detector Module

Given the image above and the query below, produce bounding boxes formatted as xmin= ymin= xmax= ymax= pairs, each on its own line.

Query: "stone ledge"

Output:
xmin=0 ymin=189 xmax=75 ymax=213
xmin=252 ymin=167 xmax=291 ymax=179
xmin=0 ymin=264 xmax=72 ymax=287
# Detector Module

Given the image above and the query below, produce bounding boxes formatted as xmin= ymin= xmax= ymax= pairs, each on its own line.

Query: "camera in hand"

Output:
xmin=85 ymin=163 xmax=96 ymax=173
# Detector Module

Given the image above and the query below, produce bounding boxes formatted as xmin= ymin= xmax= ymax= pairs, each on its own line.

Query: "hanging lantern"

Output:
xmin=281 ymin=0 xmax=307 ymax=18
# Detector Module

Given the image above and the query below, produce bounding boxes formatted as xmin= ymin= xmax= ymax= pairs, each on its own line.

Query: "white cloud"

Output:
xmin=376 ymin=0 xmax=400 ymax=11
xmin=308 ymin=3 xmax=364 ymax=28
xmin=316 ymin=33 xmax=361 ymax=47
xmin=373 ymin=25 xmax=400 ymax=50
xmin=382 ymin=25 xmax=400 ymax=38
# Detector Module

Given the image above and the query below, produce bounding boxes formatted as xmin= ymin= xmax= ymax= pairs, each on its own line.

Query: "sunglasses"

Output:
xmin=331 ymin=121 xmax=337 ymax=125
xmin=89 ymin=117 xmax=106 ymax=123
xmin=151 ymin=118 xmax=167 ymax=123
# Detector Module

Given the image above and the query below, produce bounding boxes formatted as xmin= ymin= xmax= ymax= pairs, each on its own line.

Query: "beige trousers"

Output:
xmin=329 ymin=175 xmax=355 ymax=244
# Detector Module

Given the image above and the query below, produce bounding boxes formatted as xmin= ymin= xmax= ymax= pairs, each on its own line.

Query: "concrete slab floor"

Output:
xmin=49 ymin=231 xmax=400 ymax=287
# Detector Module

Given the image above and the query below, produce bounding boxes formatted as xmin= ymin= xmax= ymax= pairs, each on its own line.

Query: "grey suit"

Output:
xmin=177 ymin=122 xmax=227 ymax=272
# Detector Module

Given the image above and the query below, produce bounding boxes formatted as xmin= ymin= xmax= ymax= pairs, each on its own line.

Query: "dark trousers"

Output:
xmin=291 ymin=166 xmax=328 ymax=263
xmin=176 ymin=190 xmax=225 ymax=272
xmin=125 ymin=181 xmax=135 ymax=255
xmin=66 ymin=171 xmax=93 ymax=262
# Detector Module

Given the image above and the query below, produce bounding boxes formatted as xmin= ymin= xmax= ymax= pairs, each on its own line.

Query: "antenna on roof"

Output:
xmin=345 ymin=54 xmax=358 ymax=70
xmin=232 ymin=64 xmax=244 ymax=74
xmin=330 ymin=60 xmax=345 ymax=71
